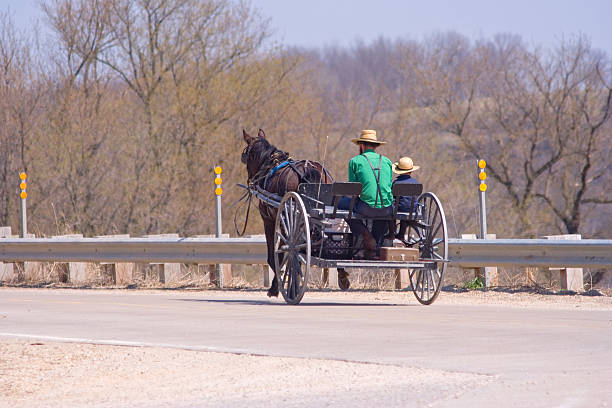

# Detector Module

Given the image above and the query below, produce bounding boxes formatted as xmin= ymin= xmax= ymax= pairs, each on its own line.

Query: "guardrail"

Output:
xmin=1 ymin=237 xmax=611 ymax=267
xmin=449 ymin=239 xmax=612 ymax=268
xmin=0 ymin=237 xmax=267 ymax=264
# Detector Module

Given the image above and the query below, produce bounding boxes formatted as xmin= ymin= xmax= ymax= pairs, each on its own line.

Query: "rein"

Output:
xmin=234 ymin=152 xmax=288 ymax=236
xmin=233 ymin=188 xmax=253 ymax=237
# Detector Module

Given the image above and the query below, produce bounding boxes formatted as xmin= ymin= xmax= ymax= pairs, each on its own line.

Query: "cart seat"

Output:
xmin=300 ymin=181 xmax=423 ymax=222
xmin=310 ymin=206 xmax=417 ymax=221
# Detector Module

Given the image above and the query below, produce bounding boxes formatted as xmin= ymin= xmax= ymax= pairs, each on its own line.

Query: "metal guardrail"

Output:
xmin=0 ymin=237 xmax=267 ymax=264
xmin=450 ymin=239 xmax=612 ymax=268
xmin=0 ymin=237 xmax=611 ymax=268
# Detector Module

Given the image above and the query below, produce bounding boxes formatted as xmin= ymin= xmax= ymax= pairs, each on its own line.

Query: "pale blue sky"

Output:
xmin=3 ymin=0 xmax=612 ymax=55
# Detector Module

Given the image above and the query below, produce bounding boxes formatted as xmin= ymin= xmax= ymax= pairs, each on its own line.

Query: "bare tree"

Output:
xmin=0 ymin=12 xmax=42 ymax=227
xmin=410 ymin=33 xmax=612 ymax=236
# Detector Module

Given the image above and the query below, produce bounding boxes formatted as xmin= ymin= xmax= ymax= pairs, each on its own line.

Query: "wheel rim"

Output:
xmin=409 ymin=192 xmax=447 ymax=305
xmin=274 ymin=192 xmax=310 ymax=304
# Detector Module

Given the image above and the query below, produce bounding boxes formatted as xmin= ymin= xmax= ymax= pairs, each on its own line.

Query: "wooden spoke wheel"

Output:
xmin=409 ymin=192 xmax=448 ymax=305
xmin=402 ymin=224 xmax=422 ymax=247
xmin=274 ymin=192 xmax=310 ymax=305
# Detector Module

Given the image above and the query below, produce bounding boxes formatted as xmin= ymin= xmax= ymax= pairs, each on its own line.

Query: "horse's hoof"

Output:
xmin=267 ymin=288 xmax=279 ymax=297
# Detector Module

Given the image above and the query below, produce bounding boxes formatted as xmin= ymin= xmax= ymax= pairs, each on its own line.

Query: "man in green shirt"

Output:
xmin=338 ymin=130 xmax=394 ymax=257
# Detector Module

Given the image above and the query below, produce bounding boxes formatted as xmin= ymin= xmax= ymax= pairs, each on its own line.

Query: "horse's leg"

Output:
xmin=264 ymin=217 xmax=279 ymax=297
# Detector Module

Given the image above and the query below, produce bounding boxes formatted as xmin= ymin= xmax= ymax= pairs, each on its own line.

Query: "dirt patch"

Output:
xmin=0 ymin=340 xmax=490 ymax=408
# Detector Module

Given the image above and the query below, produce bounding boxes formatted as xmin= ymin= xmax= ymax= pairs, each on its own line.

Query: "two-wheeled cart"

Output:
xmin=245 ymin=181 xmax=448 ymax=305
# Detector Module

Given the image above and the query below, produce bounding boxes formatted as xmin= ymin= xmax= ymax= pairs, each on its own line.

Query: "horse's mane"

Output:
xmin=244 ymin=132 xmax=330 ymax=188
xmin=250 ymin=137 xmax=291 ymax=173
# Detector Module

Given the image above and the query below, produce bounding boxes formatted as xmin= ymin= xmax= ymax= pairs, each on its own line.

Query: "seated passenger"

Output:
xmin=338 ymin=130 xmax=393 ymax=257
xmin=392 ymin=156 xmax=420 ymax=212
xmin=391 ymin=156 xmax=420 ymax=240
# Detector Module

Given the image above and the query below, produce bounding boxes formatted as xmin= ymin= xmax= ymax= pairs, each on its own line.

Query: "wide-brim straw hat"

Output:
xmin=351 ymin=129 xmax=386 ymax=145
xmin=392 ymin=156 xmax=419 ymax=174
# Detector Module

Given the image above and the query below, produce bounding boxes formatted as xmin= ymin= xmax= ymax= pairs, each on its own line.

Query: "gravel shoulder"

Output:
xmin=0 ymin=340 xmax=491 ymax=408
xmin=1 ymin=288 xmax=611 ymax=407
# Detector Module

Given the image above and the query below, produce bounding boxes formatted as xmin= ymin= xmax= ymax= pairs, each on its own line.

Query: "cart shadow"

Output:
xmin=173 ymin=298 xmax=415 ymax=307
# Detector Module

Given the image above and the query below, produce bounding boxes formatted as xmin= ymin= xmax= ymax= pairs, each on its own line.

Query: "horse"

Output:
xmin=241 ymin=129 xmax=333 ymax=297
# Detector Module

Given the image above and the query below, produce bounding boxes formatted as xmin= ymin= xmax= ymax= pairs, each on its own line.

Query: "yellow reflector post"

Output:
xmin=215 ymin=187 xmax=223 ymax=195
xmin=478 ymin=172 xmax=487 ymax=181
xmin=214 ymin=166 xmax=222 ymax=175
xmin=479 ymin=183 xmax=487 ymax=192
xmin=478 ymin=159 xmax=486 ymax=169
xmin=214 ymin=177 xmax=222 ymax=185
xmin=20 ymin=182 xmax=27 ymax=190
xmin=19 ymin=172 xmax=27 ymax=180
xmin=20 ymin=191 xmax=27 ymax=199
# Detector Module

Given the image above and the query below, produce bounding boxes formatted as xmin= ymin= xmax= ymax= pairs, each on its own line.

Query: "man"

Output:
xmin=338 ymin=129 xmax=393 ymax=257
xmin=391 ymin=156 xmax=420 ymax=239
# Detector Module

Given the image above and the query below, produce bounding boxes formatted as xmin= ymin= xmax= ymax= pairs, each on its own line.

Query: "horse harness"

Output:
xmin=235 ymin=154 xmax=329 ymax=236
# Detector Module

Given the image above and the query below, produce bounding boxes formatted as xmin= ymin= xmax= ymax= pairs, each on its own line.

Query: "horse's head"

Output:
xmin=242 ymin=129 xmax=271 ymax=181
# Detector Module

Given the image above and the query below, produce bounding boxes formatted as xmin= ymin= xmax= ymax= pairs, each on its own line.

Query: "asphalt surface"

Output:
xmin=1 ymin=288 xmax=611 ymax=406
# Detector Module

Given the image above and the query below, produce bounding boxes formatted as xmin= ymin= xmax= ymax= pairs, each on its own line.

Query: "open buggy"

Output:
xmin=244 ymin=181 xmax=448 ymax=305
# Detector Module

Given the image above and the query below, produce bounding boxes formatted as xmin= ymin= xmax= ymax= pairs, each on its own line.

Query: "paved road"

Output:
xmin=1 ymin=288 xmax=611 ymax=406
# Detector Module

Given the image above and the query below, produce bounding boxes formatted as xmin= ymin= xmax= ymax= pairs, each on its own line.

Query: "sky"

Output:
xmin=3 ymin=0 xmax=612 ymax=56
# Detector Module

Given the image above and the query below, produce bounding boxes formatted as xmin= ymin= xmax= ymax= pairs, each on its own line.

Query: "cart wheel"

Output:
xmin=337 ymin=268 xmax=350 ymax=291
xmin=409 ymin=192 xmax=448 ymax=305
xmin=402 ymin=224 xmax=421 ymax=247
xmin=274 ymin=192 xmax=310 ymax=305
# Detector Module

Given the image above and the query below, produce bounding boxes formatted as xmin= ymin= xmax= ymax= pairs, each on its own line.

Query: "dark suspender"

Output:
xmin=362 ymin=153 xmax=383 ymax=207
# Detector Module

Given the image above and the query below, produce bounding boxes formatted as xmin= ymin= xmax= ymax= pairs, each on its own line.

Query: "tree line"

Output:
xmin=1 ymin=0 xmax=610 ymax=239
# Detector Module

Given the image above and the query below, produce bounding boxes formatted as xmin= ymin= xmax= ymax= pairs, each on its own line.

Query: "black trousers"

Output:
xmin=338 ymin=197 xmax=392 ymax=245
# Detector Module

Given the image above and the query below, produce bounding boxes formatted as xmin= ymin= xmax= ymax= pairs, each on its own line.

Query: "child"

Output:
xmin=391 ymin=156 xmax=420 ymax=240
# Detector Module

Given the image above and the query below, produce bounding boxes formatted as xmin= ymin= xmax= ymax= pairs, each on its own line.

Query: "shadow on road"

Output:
xmin=172 ymin=298 xmax=415 ymax=307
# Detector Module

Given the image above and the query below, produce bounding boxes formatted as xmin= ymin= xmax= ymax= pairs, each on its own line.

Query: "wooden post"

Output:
xmin=0 ymin=227 xmax=16 ymax=282
xmin=321 ymin=267 xmax=339 ymax=289
xmin=142 ymin=234 xmax=183 ymax=284
xmin=95 ymin=235 xmax=133 ymax=284
xmin=194 ymin=234 xmax=232 ymax=287
xmin=52 ymin=234 xmax=88 ymax=283
xmin=461 ymin=233 xmax=498 ymax=287
xmin=545 ymin=235 xmax=583 ymax=291
xmin=394 ymin=269 xmax=409 ymax=289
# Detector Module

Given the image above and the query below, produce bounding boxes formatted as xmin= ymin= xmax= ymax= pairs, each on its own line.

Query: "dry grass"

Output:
xmin=2 ymin=261 xmax=611 ymax=293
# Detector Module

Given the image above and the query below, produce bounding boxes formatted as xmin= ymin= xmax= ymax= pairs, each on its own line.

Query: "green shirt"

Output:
xmin=348 ymin=149 xmax=393 ymax=208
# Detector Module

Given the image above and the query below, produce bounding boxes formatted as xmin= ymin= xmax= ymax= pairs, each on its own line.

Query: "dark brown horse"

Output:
xmin=241 ymin=129 xmax=333 ymax=297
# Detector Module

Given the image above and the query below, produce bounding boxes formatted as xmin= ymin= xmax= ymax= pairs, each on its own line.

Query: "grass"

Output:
xmin=463 ymin=276 xmax=484 ymax=290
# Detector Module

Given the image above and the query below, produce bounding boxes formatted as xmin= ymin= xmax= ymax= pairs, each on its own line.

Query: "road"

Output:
xmin=1 ymin=288 xmax=611 ymax=407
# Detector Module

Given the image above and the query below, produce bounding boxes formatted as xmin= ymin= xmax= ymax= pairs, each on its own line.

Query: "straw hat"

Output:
xmin=392 ymin=156 xmax=419 ymax=174
xmin=351 ymin=129 xmax=386 ymax=145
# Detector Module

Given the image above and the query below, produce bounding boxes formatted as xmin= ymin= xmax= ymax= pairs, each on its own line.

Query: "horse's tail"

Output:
xmin=304 ymin=167 xmax=322 ymax=183
xmin=303 ymin=161 xmax=332 ymax=184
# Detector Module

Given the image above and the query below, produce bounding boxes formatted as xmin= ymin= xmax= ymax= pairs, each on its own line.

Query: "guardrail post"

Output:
xmin=394 ymin=268 xmax=409 ymax=290
xmin=322 ymin=268 xmax=339 ymax=289
xmin=262 ymin=265 xmax=274 ymax=287
xmin=95 ymin=235 xmax=133 ymax=284
xmin=12 ymin=232 xmax=40 ymax=281
xmin=246 ymin=235 xmax=272 ymax=287
xmin=143 ymin=234 xmax=182 ymax=284
xmin=52 ymin=234 xmax=88 ymax=283
xmin=461 ymin=233 xmax=498 ymax=287
xmin=194 ymin=234 xmax=232 ymax=287
xmin=0 ymin=227 xmax=16 ymax=282
xmin=545 ymin=235 xmax=583 ymax=291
